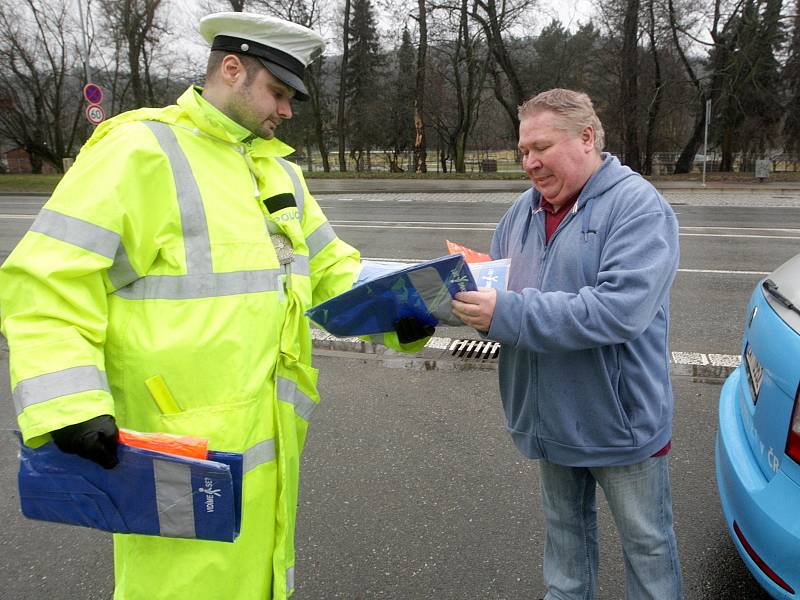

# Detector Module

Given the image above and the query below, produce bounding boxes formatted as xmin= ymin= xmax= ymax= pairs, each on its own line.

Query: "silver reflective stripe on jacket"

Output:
xmin=31 ymin=209 xmax=119 ymax=259
xmin=13 ymin=365 xmax=110 ymax=415
xmin=275 ymin=157 xmax=305 ymax=220
xmin=290 ymin=255 xmax=310 ymax=277
xmin=286 ymin=567 xmax=295 ymax=593
xmin=114 ymin=269 xmax=283 ymax=300
xmin=108 ymin=244 xmax=139 ymax=289
xmin=243 ymin=438 xmax=276 ymax=473
xmin=143 ymin=121 xmax=212 ymax=274
xmin=112 ymin=124 xmax=310 ymax=300
xmin=30 ymin=208 xmax=140 ymax=290
xmin=277 ymin=377 xmax=317 ymax=421
xmin=153 ymin=459 xmax=196 ymax=538
xmin=306 ymin=221 xmax=336 ymax=259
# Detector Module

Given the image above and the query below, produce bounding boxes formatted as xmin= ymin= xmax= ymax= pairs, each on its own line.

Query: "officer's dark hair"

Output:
xmin=205 ymin=50 xmax=263 ymax=85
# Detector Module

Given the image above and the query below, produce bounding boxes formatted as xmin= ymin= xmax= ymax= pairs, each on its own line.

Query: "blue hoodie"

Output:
xmin=487 ymin=154 xmax=679 ymax=467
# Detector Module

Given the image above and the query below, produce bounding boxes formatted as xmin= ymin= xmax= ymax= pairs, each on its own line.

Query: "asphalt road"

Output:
xmin=1 ymin=188 xmax=797 ymax=599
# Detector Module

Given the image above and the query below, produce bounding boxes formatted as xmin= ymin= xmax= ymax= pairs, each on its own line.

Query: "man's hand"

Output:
xmin=393 ymin=316 xmax=435 ymax=344
xmin=452 ymin=288 xmax=498 ymax=332
xmin=51 ymin=415 xmax=119 ymax=469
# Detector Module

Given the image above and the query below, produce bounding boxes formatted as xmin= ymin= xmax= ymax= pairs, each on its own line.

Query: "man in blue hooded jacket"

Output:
xmin=452 ymin=89 xmax=682 ymax=600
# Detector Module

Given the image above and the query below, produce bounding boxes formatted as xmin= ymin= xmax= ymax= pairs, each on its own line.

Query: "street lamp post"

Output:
xmin=702 ymin=98 xmax=711 ymax=188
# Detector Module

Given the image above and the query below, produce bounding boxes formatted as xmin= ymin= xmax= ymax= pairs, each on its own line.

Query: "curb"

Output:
xmin=310 ymin=330 xmax=739 ymax=379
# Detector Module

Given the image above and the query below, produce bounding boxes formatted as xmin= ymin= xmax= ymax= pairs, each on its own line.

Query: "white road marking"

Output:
xmin=680 ymin=233 xmax=800 ymax=240
xmin=329 ymin=219 xmax=800 ymax=239
xmin=361 ymin=256 xmax=770 ymax=276
xmin=0 ymin=213 xmax=35 ymax=219
xmin=681 ymin=226 xmax=800 ymax=233
xmin=672 ymin=352 xmax=709 ymax=365
xmin=678 ymin=268 xmax=769 ymax=276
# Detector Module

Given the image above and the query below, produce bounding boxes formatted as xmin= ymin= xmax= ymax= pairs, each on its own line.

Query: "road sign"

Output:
xmin=83 ymin=83 xmax=103 ymax=105
xmin=85 ymin=104 xmax=105 ymax=125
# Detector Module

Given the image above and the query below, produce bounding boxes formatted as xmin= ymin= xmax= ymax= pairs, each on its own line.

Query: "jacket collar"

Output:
xmin=177 ymin=86 xmax=294 ymax=158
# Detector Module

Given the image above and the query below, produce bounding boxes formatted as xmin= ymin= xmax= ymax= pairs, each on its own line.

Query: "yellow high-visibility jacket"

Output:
xmin=0 ymin=86 xmax=424 ymax=599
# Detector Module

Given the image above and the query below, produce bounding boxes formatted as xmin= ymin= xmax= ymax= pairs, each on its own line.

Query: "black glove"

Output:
xmin=51 ymin=415 xmax=119 ymax=469
xmin=393 ymin=316 xmax=435 ymax=344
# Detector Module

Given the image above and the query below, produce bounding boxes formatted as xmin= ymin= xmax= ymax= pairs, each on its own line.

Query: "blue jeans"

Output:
xmin=539 ymin=456 xmax=683 ymax=600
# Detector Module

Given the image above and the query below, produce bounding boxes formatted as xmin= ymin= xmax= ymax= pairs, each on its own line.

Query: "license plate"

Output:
xmin=745 ymin=345 xmax=764 ymax=402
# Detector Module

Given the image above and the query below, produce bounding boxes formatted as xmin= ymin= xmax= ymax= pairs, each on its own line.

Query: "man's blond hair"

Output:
xmin=518 ymin=89 xmax=605 ymax=152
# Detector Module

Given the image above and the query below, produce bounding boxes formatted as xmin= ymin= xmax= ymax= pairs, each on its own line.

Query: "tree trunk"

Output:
xmin=674 ymin=104 xmax=705 ymax=174
xmin=620 ymin=0 xmax=642 ymax=172
xmin=337 ymin=0 xmax=351 ymax=172
xmin=413 ymin=0 xmax=427 ymax=173
xmin=472 ymin=0 xmax=525 ymax=142
xmin=307 ymin=62 xmax=330 ymax=172
xmin=643 ymin=0 xmax=662 ymax=176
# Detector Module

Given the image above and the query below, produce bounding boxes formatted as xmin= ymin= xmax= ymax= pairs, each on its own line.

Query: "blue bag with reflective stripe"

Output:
xmin=306 ymin=253 xmax=477 ymax=337
xmin=17 ymin=435 xmax=243 ymax=542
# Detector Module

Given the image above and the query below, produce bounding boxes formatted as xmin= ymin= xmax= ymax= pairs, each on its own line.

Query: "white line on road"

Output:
xmin=329 ymin=220 xmax=800 ymax=239
xmin=680 ymin=232 xmax=800 ymax=240
xmin=360 ymin=257 xmax=769 ymax=276
xmin=681 ymin=226 xmax=800 ymax=233
xmin=0 ymin=213 xmax=35 ymax=219
xmin=678 ymin=268 xmax=769 ymax=275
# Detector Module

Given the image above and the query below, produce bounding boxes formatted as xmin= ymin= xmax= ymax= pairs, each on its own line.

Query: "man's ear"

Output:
xmin=581 ymin=126 xmax=595 ymax=151
xmin=219 ymin=54 xmax=246 ymax=87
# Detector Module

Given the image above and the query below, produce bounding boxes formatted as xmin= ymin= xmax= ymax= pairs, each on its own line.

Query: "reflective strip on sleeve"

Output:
xmin=30 ymin=209 xmax=120 ymax=259
xmin=275 ymin=157 xmax=305 ymax=221
xmin=289 ymin=255 xmax=310 ymax=277
xmin=306 ymin=221 xmax=336 ymax=259
xmin=286 ymin=567 xmax=295 ymax=593
xmin=243 ymin=438 xmax=276 ymax=473
xmin=13 ymin=365 xmax=110 ymax=415
xmin=113 ymin=269 xmax=282 ymax=300
xmin=142 ymin=121 xmax=213 ymax=275
xmin=276 ymin=377 xmax=317 ymax=421
xmin=153 ymin=459 xmax=196 ymax=539
xmin=107 ymin=244 xmax=140 ymax=289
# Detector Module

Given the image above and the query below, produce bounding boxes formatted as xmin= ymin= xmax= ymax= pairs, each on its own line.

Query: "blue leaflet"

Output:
xmin=17 ymin=435 xmax=242 ymax=542
xmin=306 ymin=254 xmax=477 ymax=337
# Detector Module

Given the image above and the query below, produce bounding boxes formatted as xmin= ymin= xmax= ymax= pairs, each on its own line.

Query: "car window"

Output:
xmin=766 ymin=252 xmax=800 ymax=333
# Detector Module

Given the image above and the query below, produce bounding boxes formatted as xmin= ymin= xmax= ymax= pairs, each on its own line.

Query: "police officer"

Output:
xmin=0 ymin=12 xmax=429 ymax=600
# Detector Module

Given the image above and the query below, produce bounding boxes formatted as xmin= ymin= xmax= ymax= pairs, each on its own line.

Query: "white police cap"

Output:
xmin=199 ymin=12 xmax=325 ymax=101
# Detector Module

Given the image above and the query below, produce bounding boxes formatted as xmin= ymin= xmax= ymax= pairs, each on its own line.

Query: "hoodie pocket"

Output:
xmin=537 ymin=352 xmax=635 ymax=449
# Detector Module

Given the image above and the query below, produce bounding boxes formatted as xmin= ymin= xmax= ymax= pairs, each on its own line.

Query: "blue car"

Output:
xmin=716 ymin=251 xmax=800 ymax=598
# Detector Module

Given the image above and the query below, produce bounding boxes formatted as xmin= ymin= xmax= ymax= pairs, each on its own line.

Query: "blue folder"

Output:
xmin=17 ymin=434 xmax=243 ymax=542
xmin=306 ymin=254 xmax=477 ymax=337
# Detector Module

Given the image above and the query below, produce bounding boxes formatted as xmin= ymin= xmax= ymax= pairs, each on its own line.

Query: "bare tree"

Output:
xmin=412 ymin=0 xmax=428 ymax=172
xmin=620 ymin=0 xmax=642 ymax=171
xmin=470 ymin=0 xmax=528 ymax=140
xmin=0 ymin=0 xmax=89 ymax=171
xmin=429 ymin=0 xmax=488 ymax=172
xmin=250 ymin=0 xmax=331 ymax=171
xmin=337 ymin=0 xmax=352 ymax=171
xmin=98 ymin=0 xmax=168 ymax=108
xmin=668 ymin=0 xmax=745 ymax=173
xmin=642 ymin=0 xmax=664 ymax=175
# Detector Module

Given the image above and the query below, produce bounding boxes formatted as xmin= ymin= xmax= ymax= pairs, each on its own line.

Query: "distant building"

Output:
xmin=2 ymin=147 xmax=57 ymax=174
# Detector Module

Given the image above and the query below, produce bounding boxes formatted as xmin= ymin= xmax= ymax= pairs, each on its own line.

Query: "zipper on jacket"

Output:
xmin=236 ymin=144 xmax=261 ymax=199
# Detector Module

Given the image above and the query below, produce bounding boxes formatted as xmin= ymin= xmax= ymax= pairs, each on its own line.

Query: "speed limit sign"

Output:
xmin=85 ymin=104 xmax=105 ymax=125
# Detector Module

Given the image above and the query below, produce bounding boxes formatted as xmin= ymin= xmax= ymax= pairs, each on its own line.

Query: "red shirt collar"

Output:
xmin=537 ymin=193 xmax=579 ymax=215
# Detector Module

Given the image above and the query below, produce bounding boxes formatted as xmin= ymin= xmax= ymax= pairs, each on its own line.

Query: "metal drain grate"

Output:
xmin=449 ymin=339 xmax=501 ymax=360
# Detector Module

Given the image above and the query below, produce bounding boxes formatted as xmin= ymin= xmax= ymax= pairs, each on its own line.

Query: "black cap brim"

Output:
xmin=257 ymin=59 xmax=309 ymax=101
